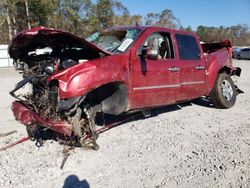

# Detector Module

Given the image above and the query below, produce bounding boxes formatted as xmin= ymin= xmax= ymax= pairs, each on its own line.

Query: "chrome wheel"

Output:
xmin=222 ymin=80 xmax=233 ymax=101
xmin=210 ymin=73 xmax=236 ymax=109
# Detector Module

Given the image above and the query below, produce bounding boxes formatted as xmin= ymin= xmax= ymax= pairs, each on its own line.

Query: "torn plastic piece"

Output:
xmin=0 ymin=137 xmax=29 ymax=152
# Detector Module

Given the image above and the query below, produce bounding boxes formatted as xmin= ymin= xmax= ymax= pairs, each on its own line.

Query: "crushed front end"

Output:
xmin=8 ymin=27 xmax=110 ymax=149
xmin=10 ymin=57 xmax=100 ymax=149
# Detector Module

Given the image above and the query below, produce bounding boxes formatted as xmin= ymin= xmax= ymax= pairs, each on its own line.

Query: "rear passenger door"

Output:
xmin=175 ymin=34 xmax=207 ymax=100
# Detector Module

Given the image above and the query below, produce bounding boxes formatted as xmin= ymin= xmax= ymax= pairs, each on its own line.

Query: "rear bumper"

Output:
xmin=11 ymin=101 xmax=72 ymax=136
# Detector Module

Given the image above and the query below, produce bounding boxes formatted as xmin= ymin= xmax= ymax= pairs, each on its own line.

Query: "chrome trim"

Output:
xmin=133 ymin=84 xmax=181 ymax=91
xmin=168 ymin=67 xmax=180 ymax=72
xmin=133 ymin=81 xmax=205 ymax=91
xmin=195 ymin=65 xmax=205 ymax=70
xmin=181 ymin=81 xmax=205 ymax=85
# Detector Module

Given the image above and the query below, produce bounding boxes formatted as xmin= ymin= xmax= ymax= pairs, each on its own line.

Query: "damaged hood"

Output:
xmin=8 ymin=26 xmax=112 ymax=60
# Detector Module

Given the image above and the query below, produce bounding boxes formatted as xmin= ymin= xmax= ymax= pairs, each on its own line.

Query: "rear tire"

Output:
xmin=236 ymin=54 xmax=241 ymax=60
xmin=210 ymin=73 xmax=236 ymax=109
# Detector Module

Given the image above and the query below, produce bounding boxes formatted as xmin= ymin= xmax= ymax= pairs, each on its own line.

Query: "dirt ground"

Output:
xmin=0 ymin=60 xmax=249 ymax=188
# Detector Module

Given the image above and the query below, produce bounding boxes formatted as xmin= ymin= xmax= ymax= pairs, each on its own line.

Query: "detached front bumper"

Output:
xmin=11 ymin=101 xmax=72 ymax=136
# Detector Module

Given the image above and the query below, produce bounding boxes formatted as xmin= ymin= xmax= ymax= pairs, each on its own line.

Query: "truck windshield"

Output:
xmin=86 ymin=29 xmax=142 ymax=53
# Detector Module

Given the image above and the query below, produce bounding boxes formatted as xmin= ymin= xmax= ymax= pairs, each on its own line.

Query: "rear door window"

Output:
xmin=175 ymin=34 xmax=200 ymax=60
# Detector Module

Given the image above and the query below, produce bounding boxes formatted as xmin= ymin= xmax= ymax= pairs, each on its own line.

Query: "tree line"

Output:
xmin=0 ymin=0 xmax=249 ymax=46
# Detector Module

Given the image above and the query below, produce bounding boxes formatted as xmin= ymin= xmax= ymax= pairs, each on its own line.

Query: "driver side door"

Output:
xmin=129 ymin=32 xmax=181 ymax=109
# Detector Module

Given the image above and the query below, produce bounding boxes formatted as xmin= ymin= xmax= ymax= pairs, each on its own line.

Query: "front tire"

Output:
xmin=210 ymin=73 xmax=236 ymax=109
xmin=236 ymin=54 xmax=241 ymax=60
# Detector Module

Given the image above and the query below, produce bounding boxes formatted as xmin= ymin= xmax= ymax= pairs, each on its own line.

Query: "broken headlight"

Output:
xmin=44 ymin=66 xmax=54 ymax=75
xmin=59 ymin=59 xmax=78 ymax=70
xmin=14 ymin=61 xmax=28 ymax=71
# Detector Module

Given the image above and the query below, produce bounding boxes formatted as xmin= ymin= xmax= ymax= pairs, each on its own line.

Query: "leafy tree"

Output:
xmin=28 ymin=0 xmax=54 ymax=27
xmin=180 ymin=25 xmax=193 ymax=32
xmin=145 ymin=9 xmax=180 ymax=28
xmin=145 ymin=12 xmax=160 ymax=26
xmin=158 ymin=9 xmax=180 ymax=28
xmin=114 ymin=13 xmax=142 ymax=26
xmin=0 ymin=0 xmax=17 ymax=42
xmin=94 ymin=0 xmax=114 ymax=29
xmin=57 ymin=0 xmax=91 ymax=35
xmin=91 ymin=0 xmax=128 ymax=30
xmin=196 ymin=24 xmax=250 ymax=45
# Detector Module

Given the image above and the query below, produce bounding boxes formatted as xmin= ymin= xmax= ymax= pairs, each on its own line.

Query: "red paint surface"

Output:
xmin=11 ymin=101 xmax=72 ymax=136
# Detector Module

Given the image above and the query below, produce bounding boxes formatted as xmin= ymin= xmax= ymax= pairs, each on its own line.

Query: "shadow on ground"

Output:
xmin=63 ymin=175 xmax=90 ymax=188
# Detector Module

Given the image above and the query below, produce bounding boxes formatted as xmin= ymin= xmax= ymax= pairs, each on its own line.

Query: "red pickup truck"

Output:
xmin=9 ymin=26 xmax=242 ymax=149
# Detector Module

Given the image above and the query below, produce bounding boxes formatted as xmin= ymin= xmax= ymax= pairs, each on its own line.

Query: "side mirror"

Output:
xmin=146 ymin=49 xmax=158 ymax=60
xmin=137 ymin=48 xmax=158 ymax=60
xmin=138 ymin=37 xmax=160 ymax=60
xmin=146 ymin=37 xmax=160 ymax=60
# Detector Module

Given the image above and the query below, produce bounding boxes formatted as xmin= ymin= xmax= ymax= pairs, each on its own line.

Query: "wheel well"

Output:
xmin=48 ymin=78 xmax=59 ymax=86
xmin=218 ymin=66 xmax=232 ymax=75
xmin=219 ymin=66 xmax=241 ymax=77
xmin=84 ymin=82 xmax=128 ymax=115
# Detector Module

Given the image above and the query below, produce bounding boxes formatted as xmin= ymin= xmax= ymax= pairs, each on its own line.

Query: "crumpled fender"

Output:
xmin=48 ymin=62 xmax=97 ymax=99
xmin=48 ymin=55 xmax=129 ymax=99
xmin=205 ymin=50 xmax=240 ymax=94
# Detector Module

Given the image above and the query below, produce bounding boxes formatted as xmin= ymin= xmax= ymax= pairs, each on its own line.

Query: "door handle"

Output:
xmin=196 ymin=65 xmax=205 ymax=70
xmin=168 ymin=67 xmax=180 ymax=72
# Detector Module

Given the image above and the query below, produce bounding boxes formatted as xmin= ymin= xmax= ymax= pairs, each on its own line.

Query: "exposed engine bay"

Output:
xmin=10 ymin=46 xmax=105 ymax=150
xmin=12 ymin=47 xmax=83 ymax=116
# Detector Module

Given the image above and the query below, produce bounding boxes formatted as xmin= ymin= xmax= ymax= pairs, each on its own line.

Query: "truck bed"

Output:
xmin=201 ymin=40 xmax=232 ymax=54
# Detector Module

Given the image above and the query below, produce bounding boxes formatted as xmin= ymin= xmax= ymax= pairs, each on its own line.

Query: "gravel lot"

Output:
xmin=0 ymin=60 xmax=249 ymax=188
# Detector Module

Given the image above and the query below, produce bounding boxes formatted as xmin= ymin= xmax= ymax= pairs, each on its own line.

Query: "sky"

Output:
xmin=114 ymin=0 xmax=250 ymax=30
